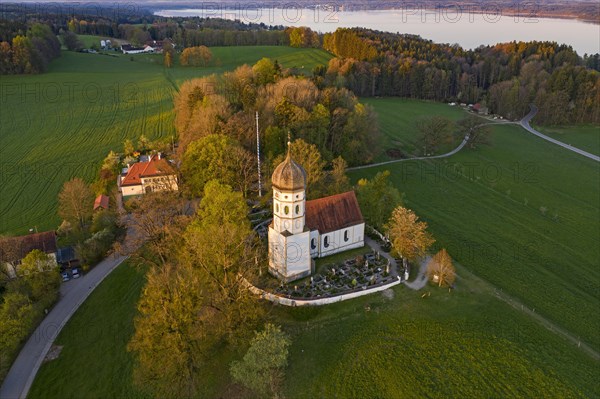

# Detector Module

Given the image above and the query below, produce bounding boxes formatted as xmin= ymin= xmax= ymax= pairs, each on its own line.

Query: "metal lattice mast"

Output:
xmin=256 ymin=111 xmax=262 ymax=197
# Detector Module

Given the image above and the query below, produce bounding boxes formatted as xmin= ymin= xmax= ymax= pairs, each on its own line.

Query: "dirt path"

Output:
xmin=404 ymin=256 xmax=430 ymax=290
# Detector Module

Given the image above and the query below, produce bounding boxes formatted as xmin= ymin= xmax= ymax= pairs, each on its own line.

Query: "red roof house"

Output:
xmin=120 ymin=153 xmax=178 ymax=196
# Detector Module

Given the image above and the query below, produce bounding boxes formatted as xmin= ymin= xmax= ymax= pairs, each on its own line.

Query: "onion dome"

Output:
xmin=272 ymin=147 xmax=306 ymax=191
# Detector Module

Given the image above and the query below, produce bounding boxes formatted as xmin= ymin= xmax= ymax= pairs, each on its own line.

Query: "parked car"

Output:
xmin=71 ymin=268 xmax=80 ymax=279
xmin=61 ymin=271 xmax=70 ymax=282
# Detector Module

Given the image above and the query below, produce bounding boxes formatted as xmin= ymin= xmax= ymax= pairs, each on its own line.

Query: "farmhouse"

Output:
xmin=121 ymin=44 xmax=152 ymax=54
xmin=143 ymin=40 xmax=173 ymax=53
xmin=119 ymin=153 xmax=178 ymax=197
xmin=268 ymin=146 xmax=365 ymax=282
xmin=0 ymin=231 xmax=58 ymax=279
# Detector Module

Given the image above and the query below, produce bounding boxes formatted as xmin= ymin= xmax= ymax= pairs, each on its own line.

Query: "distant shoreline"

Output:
xmin=149 ymin=3 xmax=600 ymax=25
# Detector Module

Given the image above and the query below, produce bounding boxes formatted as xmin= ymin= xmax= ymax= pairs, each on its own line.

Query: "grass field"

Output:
xmin=29 ymin=254 xmax=599 ymax=398
xmin=28 ymin=262 xmax=147 ymax=399
xmin=348 ymin=100 xmax=600 ymax=351
xmin=0 ymin=46 xmax=332 ymax=235
xmin=360 ymin=98 xmax=466 ymax=161
xmin=534 ymin=124 xmax=600 ymax=155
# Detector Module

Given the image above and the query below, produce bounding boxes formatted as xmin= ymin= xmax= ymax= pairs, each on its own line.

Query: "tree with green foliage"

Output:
xmin=356 ymin=171 xmax=403 ymax=230
xmin=17 ymin=249 xmax=60 ymax=304
xmin=183 ymin=180 xmax=263 ymax=344
xmin=0 ymin=292 xmax=35 ymax=359
xmin=129 ymin=181 xmax=263 ymax=398
xmin=128 ymin=262 xmax=207 ymax=399
xmin=123 ymin=138 xmax=135 ymax=156
xmin=181 ymin=134 xmax=254 ymax=197
xmin=138 ymin=135 xmax=150 ymax=152
xmin=252 ymin=57 xmax=277 ymax=85
xmin=60 ymin=30 xmax=83 ymax=51
xmin=230 ymin=323 xmax=291 ymax=397
xmin=385 ymin=206 xmax=435 ymax=267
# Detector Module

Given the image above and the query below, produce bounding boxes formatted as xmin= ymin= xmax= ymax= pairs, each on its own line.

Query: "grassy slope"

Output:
xmin=280 ymin=269 xmax=598 ymax=398
xmin=348 ymin=107 xmax=600 ymax=350
xmin=361 ymin=98 xmax=466 ymax=161
xmin=28 ymin=258 xmax=599 ymax=398
xmin=0 ymin=46 xmax=332 ymax=235
xmin=28 ymin=262 xmax=147 ymax=399
xmin=534 ymin=125 xmax=600 ymax=155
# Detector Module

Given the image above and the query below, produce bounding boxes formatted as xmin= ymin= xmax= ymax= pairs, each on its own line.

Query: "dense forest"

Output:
xmin=0 ymin=22 xmax=60 ymax=74
xmin=321 ymin=28 xmax=600 ymax=124
xmin=174 ymin=58 xmax=380 ymax=168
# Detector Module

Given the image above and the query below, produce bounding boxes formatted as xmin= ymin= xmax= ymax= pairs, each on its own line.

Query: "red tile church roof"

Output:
xmin=305 ymin=191 xmax=364 ymax=234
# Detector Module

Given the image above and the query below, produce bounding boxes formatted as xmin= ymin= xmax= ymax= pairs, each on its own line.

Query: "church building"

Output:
xmin=268 ymin=147 xmax=365 ymax=282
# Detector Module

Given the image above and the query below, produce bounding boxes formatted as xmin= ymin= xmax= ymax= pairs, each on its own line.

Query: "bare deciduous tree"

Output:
xmin=426 ymin=248 xmax=456 ymax=287
xmin=58 ymin=178 xmax=94 ymax=230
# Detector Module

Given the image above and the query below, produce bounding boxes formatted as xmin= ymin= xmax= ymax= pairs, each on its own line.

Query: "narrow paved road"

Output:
xmin=521 ymin=105 xmax=600 ymax=162
xmin=347 ymin=134 xmax=470 ymax=171
xmin=0 ymin=253 xmax=129 ymax=399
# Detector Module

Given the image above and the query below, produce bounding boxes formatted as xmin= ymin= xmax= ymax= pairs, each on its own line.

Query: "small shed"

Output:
xmin=93 ymin=195 xmax=110 ymax=211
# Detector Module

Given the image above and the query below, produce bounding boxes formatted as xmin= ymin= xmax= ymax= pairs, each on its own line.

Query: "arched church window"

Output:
xmin=324 ymin=236 xmax=329 ymax=248
xmin=275 ymin=203 xmax=279 ymax=213
xmin=344 ymin=230 xmax=349 ymax=242
xmin=295 ymin=205 xmax=300 ymax=215
xmin=284 ymin=206 xmax=289 ymax=215
xmin=311 ymin=238 xmax=316 ymax=250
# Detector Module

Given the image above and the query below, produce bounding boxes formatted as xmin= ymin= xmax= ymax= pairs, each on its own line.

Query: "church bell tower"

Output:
xmin=268 ymin=139 xmax=312 ymax=282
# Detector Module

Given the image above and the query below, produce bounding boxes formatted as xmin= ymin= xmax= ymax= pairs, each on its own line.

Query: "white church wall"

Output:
xmin=309 ymin=230 xmax=319 ymax=258
xmin=319 ymin=223 xmax=365 ymax=258
xmin=268 ymin=227 xmax=286 ymax=277
xmin=285 ymin=231 xmax=312 ymax=281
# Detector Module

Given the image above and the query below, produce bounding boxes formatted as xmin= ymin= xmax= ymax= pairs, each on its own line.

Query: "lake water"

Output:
xmin=155 ymin=8 xmax=600 ymax=55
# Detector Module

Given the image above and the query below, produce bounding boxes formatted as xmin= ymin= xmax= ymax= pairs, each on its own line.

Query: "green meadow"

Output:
xmin=0 ymin=46 xmax=332 ymax=235
xmin=348 ymin=101 xmax=600 ymax=352
xmin=29 ymin=260 xmax=599 ymax=398
xmin=534 ymin=124 xmax=600 ymax=155
xmin=360 ymin=97 xmax=466 ymax=161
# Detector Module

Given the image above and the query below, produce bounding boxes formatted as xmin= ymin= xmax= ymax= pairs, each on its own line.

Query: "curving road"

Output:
xmin=521 ymin=105 xmax=600 ymax=162
xmin=0 ymin=253 xmax=129 ymax=399
xmin=347 ymin=134 xmax=471 ymax=171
